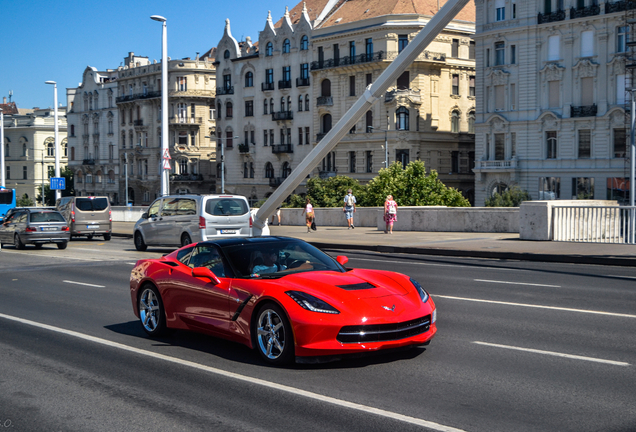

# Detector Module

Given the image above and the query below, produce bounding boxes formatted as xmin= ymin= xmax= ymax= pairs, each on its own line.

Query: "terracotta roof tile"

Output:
xmin=0 ymin=102 xmax=19 ymax=115
xmin=274 ymin=0 xmax=333 ymax=27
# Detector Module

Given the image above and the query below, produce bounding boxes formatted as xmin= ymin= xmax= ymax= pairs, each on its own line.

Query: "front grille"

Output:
xmin=337 ymin=315 xmax=431 ymax=344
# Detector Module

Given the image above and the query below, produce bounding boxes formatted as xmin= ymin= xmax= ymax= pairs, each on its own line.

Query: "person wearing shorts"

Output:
xmin=343 ymin=189 xmax=356 ymax=229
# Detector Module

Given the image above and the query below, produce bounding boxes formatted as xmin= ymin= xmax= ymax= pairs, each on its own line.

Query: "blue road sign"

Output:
xmin=50 ymin=177 xmax=66 ymax=190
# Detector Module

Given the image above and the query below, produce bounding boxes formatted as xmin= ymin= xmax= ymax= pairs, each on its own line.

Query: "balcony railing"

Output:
xmin=317 ymin=96 xmax=333 ymax=106
xmin=538 ymin=9 xmax=566 ymax=23
xmin=115 ymin=91 xmax=161 ymax=103
xmin=570 ymin=4 xmax=600 ymax=18
xmin=269 ymin=177 xmax=283 ymax=187
xmin=571 ymin=104 xmax=597 ymax=118
xmin=171 ymin=174 xmax=203 ymax=182
xmin=262 ymin=82 xmax=275 ymax=91
xmin=82 ymin=159 xmax=95 ymax=165
xmin=605 ymin=0 xmax=636 ymax=13
xmin=296 ymin=77 xmax=310 ymax=87
xmin=170 ymin=116 xmax=203 ymax=124
xmin=474 ymin=160 xmax=517 ymax=169
xmin=272 ymin=111 xmax=293 ymax=121
xmin=216 ymin=86 xmax=234 ymax=95
xmin=271 ymin=144 xmax=293 ymax=154
xmin=278 ymin=80 xmax=292 ymax=89
xmin=311 ymin=51 xmax=386 ymax=71
xmin=238 ymin=143 xmax=250 ymax=153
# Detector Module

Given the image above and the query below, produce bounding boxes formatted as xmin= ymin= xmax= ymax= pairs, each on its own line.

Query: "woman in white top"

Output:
xmin=384 ymin=195 xmax=398 ymax=234
xmin=302 ymin=197 xmax=314 ymax=233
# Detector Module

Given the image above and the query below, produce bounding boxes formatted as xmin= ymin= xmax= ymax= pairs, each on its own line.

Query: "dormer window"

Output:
xmin=224 ymin=50 xmax=230 ymax=59
xmin=266 ymin=42 xmax=273 ymax=56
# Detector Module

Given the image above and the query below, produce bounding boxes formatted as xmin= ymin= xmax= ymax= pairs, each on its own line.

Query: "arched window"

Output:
xmin=263 ymin=99 xmax=268 ymax=115
xmin=265 ymin=162 xmax=274 ymax=178
xmin=282 ymin=161 xmax=291 ymax=178
xmin=280 ymin=97 xmax=285 ymax=112
xmin=270 ymin=98 xmax=274 ymax=114
xmin=70 ymin=146 xmax=75 ymax=161
xmin=179 ymin=158 xmax=188 ymax=174
xmin=283 ymin=39 xmax=290 ymax=53
xmin=4 ymin=139 xmax=9 ymax=158
xmin=451 ymin=110 xmax=460 ymax=133
xmin=298 ymin=95 xmax=303 ymax=111
xmin=287 ymin=96 xmax=291 ymax=111
xmin=23 ymin=143 xmax=27 ymax=157
xmin=305 ymin=94 xmax=309 ymax=111
xmin=396 ymin=107 xmax=409 ymax=131
xmin=321 ymin=79 xmax=331 ymax=97
xmin=322 ymin=114 xmax=332 ymax=134
xmin=366 ymin=110 xmax=373 ymax=132
xmin=224 ymin=49 xmax=230 ymax=59
xmin=245 ymin=71 xmax=253 ymax=87
xmin=70 ymin=125 xmax=75 ymax=136
xmin=217 ymin=102 xmax=222 ymax=119
xmin=300 ymin=35 xmax=308 ymax=50
xmin=468 ymin=111 xmax=475 ymax=134
xmin=265 ymin=42 xmax=273 ymax=56
xmin=226 ymin=102 xmax=233 ymax=118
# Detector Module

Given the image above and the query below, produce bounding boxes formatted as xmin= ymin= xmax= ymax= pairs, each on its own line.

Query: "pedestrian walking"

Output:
xmin=302 ymin=198 xmax=314 ymax=233
xmin=384 ymin=195 xmax=398 ymax=234
xmin=270 ymin=206 xmax=282 ymax=226
xmin=343 ymin=189 xmax=356 ymax=229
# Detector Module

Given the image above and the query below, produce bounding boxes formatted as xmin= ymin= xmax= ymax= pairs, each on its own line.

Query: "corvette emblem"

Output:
xmin=383 ymin=305 xmax=396 ymax=312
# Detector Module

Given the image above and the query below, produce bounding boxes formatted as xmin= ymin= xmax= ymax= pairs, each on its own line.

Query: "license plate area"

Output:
xmin=41 ymin=227 xmax=58 ymax=231
xmin=87 ymin=225 xmax=100 ymax=230
xmin=220 ymin=229 xmax=236 ymax=234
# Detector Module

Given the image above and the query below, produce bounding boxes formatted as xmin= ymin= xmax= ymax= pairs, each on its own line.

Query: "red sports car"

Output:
xmin=130 ymin=237 xmax=437 ymax=365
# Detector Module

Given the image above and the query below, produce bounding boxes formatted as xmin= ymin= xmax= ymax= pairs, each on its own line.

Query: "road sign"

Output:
xmin=162 ymin=159 xmax=172 ymax=170
xmin=50 ymin=177 xmax=66 ymax=190
xmin=163 ymin=149 xmax=171 ymax=159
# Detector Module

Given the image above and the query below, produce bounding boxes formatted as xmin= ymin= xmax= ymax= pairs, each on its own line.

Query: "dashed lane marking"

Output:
xmin=474 ymin=279 xmax=561 ymax=288
xmin=63 ymin=280 xmax=105 ymax=288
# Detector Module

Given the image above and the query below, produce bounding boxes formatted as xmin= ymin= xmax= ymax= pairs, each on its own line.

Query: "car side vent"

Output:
xmin=160 ymin=261 xmax=179 ymax=267
xmin=336 ymin=282 xmax=376 ymax=290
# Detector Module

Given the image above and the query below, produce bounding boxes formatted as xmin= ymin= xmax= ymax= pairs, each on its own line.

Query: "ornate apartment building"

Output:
xmin=216 ymin=0 xmax=476 ymax=204
xmin=1 ymin=103 xmax=68 ymax=202
xmin=473 ymin=0 xmax=631 ymax=205
xmin=67 ymin=67 xmax=120 ymax=203
xmin=115 ymin=52 xmax=217 ymax=205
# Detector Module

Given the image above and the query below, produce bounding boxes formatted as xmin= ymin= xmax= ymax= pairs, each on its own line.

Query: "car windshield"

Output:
xmin=221 ymin=239 xmax=344 ymax=279
xmin=76 ymin=198 xmax=109 ymax=211
xmin=29 ymin=211 xmax=66 ymax=223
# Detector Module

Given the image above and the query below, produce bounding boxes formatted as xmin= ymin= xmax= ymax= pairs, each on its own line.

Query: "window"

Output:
xmin=283 ymin=39 xmax=290 ymax=53
xmin=298 ymin=95 xmax=303 ymax=111
xmin=495 ymin=85 xmax=504 ymax=110
xmin=298 ymin=128 xmax=303 ymax=145
xmin=177 ymin=103 xmax=187 ymax=122
xmin=397 ymin=71 xmax=409 ymax=90
xmin=366 ymin=73 xmax=372 ymax=86
xmin=226 ymin=131 xmax=234 ymax=148
xmin=210 ymin=105 xmax=215 ymax=120
xmin=300 ymin=35 xmax=308 ymax=50
xmin=486 ymin=48 xmax=490 ymax=67
xmin=452 ymin=74 xmax=460 ymax=95
xmin=469 ymin=41 xmax=475 ymax=60
xmin=109 ymin=144 xmax=114 ymax=160
xmin=546 ymin=131 xmax=558 ymax=159
xmin=245 ymin=101 xmax=253 ymax=117
xmin=494 ymin=134 xmax=505 ymax=160
xmin=349 ymin=41 xmax=356 ymax=59
xmin=270 ymin=129 xmax=274 ymax=146
xmin=452 ymin=39 xmax=459 ymax=57
xmin=263 ymin=130 xmax=268 ymax=146
xmin=349 ymin=125 xmax=356 ymax=134
xmin=451 ymin=110 xmax=459 ymax=133
xmin=581 ymin=31 xmax=594 ymax=57
xmin=305 ymin=95 xmax=309 ymax=111
xmin=581 ymin=77 xmax=594 ymax=106
xmin=365 ymin=38 xmax=373 ymax=60
xmin=321 ymin=79 xmax=331 ymax=97
xmin=396 ymin=107 xmax=409 ymax=131
xmin=468 ymin=111 xmax=475 ymax=133
xmin=349 ymin=151 xmax=356 ymax=173
xmin=366 ymin=110 xmax=373 ymax=132
xmin=265 ymin=42 xmax=273 ymax=56
xmin=266 ymin=69 xmax=274 ymax=84
xmin=617 ymin=26 xmax=628 ymax=53
xmin=399 ymin=35 xmax=408 ymax=53
xmin=5 ymin=166 xmax=8 ymax=180
xmin=23 ymin=166 xmax=27 ymax=180
xmin=177 ymin=76 xmax=187 ymax=91
xmin=217 ymin=102 xmax=222 ymax=119
xmin=578 ymin=129 xmax=591 ymax=159
xmin=305 ymin=127 xmax=310 ymax=145
xmin=614 ymin=128 xmax=627 ymax=158
xmin=280 ymin=97 xmax=285 ymax=112
xmin=245 ymin=71 xmax=253 ymax=87
xmin=282 ymin=162 xmax=291 ymax=178
xmin=223 ymin=74 xmax=232 ymax=91
xmin=264 ymin=100 xmax=268 ymax=115
xmin=539 ymin=177 xmax=560 ymax=200
xmin=226 ymin=102 xmax=233 ymax=118
xmin=548 ymin=35 xmax=560 ymax=61
xmin=549 ymin=81 xmax=560 ymax=108
xmin=265 ymin=162 xmax=274 ymax=178
xmin=250 ymin=162 xmax=254 ymax=178
xmin=366 ymin=150 xmax=373 ymax=173
xmin=469 ymin=76 xmax=475 ymax=96
xmin=512 ymin=2 xmax=517 ymax=18
xmin=47 ymin=141 xmax=54 ymax=156
xmin=495 ymin=42 xmax=505 ymax=65
xmin=224 ymin=50 xmax=230 ymax=59
xmin=282 ymin=66 xmax=291 ymax=83
xmin=300 ymin=63 xmax=309 ymax=79
xmin=178 ymin=131 xmax=188 ymax=146
xmin=496 ymin=0 xmax=505 ymax=21
xmin=349 ymin=76 xmax=356 ymax=96
xmin=511 ymin=45 xmax=516 ymax=64
xmin=396 ymin=149 xmax=409 ymax=168
xmin=22 ymin=143 xmax=27 ymax=157
xmin=179 ymin=158 xmax=188 ymax=174
xmin=607 ymin=177 xmax=630 ymax=204
xmin=322 ymin=114 xmax=332 ymax=134
xmin=572 ymin=177 xmax=594 ymax=199
xmin=243 ymin=162 xmax=248 ymax=178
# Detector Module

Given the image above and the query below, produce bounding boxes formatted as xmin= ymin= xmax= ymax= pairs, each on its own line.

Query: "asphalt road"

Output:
xmin=0 ymin=238 xmax=635 ymax=431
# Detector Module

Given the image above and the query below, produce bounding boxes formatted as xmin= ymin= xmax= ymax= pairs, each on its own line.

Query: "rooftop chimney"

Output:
xmin=2 ymin=97 xmax=5 ymax=104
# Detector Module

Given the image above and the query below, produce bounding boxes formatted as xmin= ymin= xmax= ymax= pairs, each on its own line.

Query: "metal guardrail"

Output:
xmin=552 ymin=206 xmax=636 ymax=244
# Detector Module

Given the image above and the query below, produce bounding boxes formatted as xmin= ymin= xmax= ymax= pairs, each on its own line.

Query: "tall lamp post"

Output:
xmin=45 ymin=81 xmax=61 ymax=201
xmin=206 ymin=135 xmax=238 ymax=193
xmin=367 ymin=126 xmax=389 ymax=169
xmin=151 ymin=14 xmax=169 ymax=197
xmin=0 ymin=108 xmax=5 ymax=188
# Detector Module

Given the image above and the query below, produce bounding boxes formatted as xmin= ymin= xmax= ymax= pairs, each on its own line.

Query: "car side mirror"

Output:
xmin=141 ymin=212 xmax=149 ymax=219
xmin=336 ymin=255 xmax=348 ymax=265
xmin=192 ymin=267 xmax=221 ymax=285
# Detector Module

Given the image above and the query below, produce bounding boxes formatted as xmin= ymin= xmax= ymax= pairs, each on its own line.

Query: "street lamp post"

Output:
xmin=151 ymin=14 xmax=170 ymax=197
xmin=368 ymin=126 xmax=389 ymax=169
xmin=45 ymin=81 xmax=61 ymax=201
xmin=0 ymin=108 xmax=5 ymax=188
xmin=206 ymin=135 xmax=238 ymax=193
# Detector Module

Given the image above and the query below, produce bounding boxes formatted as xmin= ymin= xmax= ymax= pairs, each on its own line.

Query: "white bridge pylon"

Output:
xmin=253 ymin=0 xmax=472 ymax=236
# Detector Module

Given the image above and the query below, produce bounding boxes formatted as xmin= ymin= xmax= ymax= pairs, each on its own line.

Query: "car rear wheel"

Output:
xmin=57 ymin=242 xmax=68 ymax=250
xmin=134 ymin=231 xmax=147 ymax=251
xmin=255 ymin=303 xmax=294 ymax=365
xmin=87 ymin=234 xmax=93 ymax=240
xmin=14 ymin=234 xmax=25 ymax=250
xmin=103 ymin=233 xmax=111 ymax=241
xmin=139 ymin=285 xmax=166 ymax=336
xmin=181 ymin=233 xmax=192 ymax=247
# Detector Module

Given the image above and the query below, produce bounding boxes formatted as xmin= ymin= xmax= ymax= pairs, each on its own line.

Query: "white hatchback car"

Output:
xmin=134 ymin=194 xmax=252 ymax=251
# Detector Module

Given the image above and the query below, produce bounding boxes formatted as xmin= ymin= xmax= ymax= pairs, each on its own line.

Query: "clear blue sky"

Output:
xmin=0 ymin=0 xmax=295 ymax=110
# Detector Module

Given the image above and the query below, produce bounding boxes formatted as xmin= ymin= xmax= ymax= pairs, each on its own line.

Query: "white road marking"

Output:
xmin=473 ymin=341 xmax=630 ymax=367
xmin=433 ymin=295 xmax=636 ymax=319
xmin=350 ymin=257 xmax=516 ymax=271
xmin=73 ymin=248 xmax=108 ymax=252
xmin=62 ymin=280 xmax=105 ymax=288
xmin=474 ymin=279 xmax=560 ymax=288
xmin=607 ymin=275 xmax=636 ymax=280
xmin=0 ymin=312 xmax=465 ymax=432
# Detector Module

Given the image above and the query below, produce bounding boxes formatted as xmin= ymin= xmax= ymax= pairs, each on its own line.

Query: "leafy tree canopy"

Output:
xmin=484 ymin=186 xmax=531 ymax=207
xmin=16 ymin=193 xmax=34 ymax=207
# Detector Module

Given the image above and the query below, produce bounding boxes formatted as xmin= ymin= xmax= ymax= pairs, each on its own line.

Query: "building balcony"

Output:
xmin=474 ymin=159 xmax=518 ymax=170
xmin=317 ymin=96 xmax=333 ymax=106
xmin=134 ymin=119 xmax=143 ymax=126
xmin=170 ymin=116 xmax=203 ymax=125
xmin=278 ymin=80 xmax=292 ymax=89
xmin=269 ymin=177 xmax=283 ymax=187
xmin=115 ymin=91 xmax=161 ymax=103
xmin=570 ymin=4 xmax=600 ymax=18
xmin=170 ymin=173 xmax=203 ymax=182
xmin=605 ymin=0 xmax=636 ymax=13
xmin=271 ymin=144 xmax=293 ymax=154
xmin=261 ymin=82 xmax=275 ymax=91
xmin=272 ymin=111 xmax=293 ymax=121
xmin=238 ymin=143 xmax=250 ymax=153
xmin=296 ymin=77 xmax=310 ymax=87
xmin=216 ymin=86 xmax=234 ymax=95
xmin=82 ymin=159 xmax=96 ymax=165
xmin=571 ymin=104 xmax=597 ymax=118
xmin=310 ymin=51 xmax=386 ymax=71
xmin=538 ymin=9 xmax=565 ymax=24
xmin=385 ymin=88 xmax=421 ymax=103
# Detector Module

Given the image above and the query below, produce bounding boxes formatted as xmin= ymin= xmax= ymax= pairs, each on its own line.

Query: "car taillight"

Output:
xmin=71 ymin=204 xmax=75 ymax=222
xmin=61 ymin=226 xmax=70 ymax=231
xmin=25 ymin=226 xmax=37 ymax=232
xmin=249 ymin=215 xmax=253 ymax=228
xmin=199 ymin=216 xmax=206 ymax=229
xmin=109 ymin=210 xmax=112 ymax=222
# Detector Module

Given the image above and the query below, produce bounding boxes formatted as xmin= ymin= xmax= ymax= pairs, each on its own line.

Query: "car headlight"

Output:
xmin=410 ymin=278 xmax=430 ymax=303
xmin=432 ymin=308 xmax=437 ymax=324
xmin=286 ymin=291 xmax=340 ymax=314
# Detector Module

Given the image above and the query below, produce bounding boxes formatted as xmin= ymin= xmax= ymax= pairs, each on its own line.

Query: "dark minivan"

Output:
xmin=56 ymin=196 xmax=112 ymax=240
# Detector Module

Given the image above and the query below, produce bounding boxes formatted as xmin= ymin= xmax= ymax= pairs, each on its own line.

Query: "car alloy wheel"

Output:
xmin=255 ymin=304 xmax=293 ymax=365
xmin=134 ymin=232 xmax=147 ymax=251
xmin=139 ymin=286 xmax=165 ymax=336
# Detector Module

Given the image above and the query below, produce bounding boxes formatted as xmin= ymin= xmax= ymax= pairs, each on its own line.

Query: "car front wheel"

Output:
xmin=57 ymin=242 xmax=68 ymax=250
xmin=134 ymin=232 xmax=147 ymax=251
xmin=255 ymin=303 xmax=294 ymax=365
xmin=139 ymin=286 xmax=166 ymax=336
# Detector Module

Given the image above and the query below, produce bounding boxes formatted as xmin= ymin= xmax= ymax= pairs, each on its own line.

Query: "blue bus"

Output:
xmin=0 ymin=188 xmax=16 ymax=221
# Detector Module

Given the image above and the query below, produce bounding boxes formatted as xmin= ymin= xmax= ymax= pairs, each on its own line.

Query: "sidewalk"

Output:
xmin=112 ymin=222 xmax=636 ymax=267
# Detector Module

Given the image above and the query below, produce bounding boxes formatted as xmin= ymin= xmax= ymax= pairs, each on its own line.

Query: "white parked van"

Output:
xmin=133 ymin=194 xmax=252 ymax=251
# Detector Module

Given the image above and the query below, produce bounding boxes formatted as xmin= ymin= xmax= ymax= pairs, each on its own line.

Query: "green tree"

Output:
xmin=365 ymin=160 xmax=470 ymax=207
xmin=484 ymin=186 xmax=530 ymax=207
xmin=16 ymin=193 xmax=34 ymax=207
xmin=285 ymin=176 xmax=364 ymax=208
xmin=37 ymin=166 xmax=75 ymax=206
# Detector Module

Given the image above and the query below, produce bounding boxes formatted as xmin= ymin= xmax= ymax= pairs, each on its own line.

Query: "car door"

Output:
xmin=0 ymin=211 xmax=19 ymax=242
xmin=139 ymin=199 xmax=162 ymax=245
xmin=169 ymin=244 xmax=232 ymax=334
xmin=155 ymin=197 xmax=180 ymax=246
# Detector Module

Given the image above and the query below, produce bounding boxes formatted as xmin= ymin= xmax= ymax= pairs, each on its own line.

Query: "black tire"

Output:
xmin=103 ymin=233 xmax=111 ymax=241
xmin=87 ymin=234 xmax=94 ymax=240
xmin=14 ymin=234 xmax=25 ymax=250
xmin=253 ymin=303 xmax=294 ymax=365
xmin=134 ymin=231 xmax=147 ymax=251
xmin=138 ymin=285 xmax=167 ymax=337
xmin=34 ymin=244 xmax=43 ymax=249
xmin=57 ymin=242 xmax=68 ymax=250
xmin=181 ymin=233 xmax=192 ymax=247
